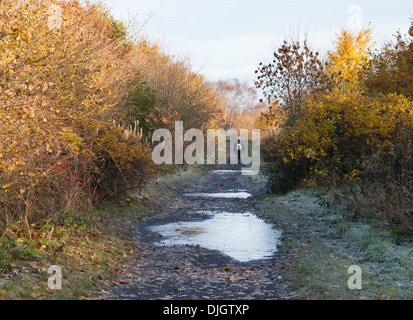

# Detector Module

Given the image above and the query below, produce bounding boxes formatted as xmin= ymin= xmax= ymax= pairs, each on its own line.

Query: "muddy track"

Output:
xmin=105 ymin=164 xmax=289 ymax=300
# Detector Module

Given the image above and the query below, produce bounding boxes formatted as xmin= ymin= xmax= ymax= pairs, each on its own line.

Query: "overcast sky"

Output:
xmin=99 ymin=0 xmax=412 ymax=87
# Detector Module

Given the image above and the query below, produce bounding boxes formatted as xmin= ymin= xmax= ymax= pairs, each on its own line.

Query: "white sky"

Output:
xmin=98 ymin=0 xmax=412 ymax=88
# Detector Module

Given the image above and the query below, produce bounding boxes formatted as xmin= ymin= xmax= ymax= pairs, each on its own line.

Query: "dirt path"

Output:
xmin=104 ymin=164 xmax=289 ymax=300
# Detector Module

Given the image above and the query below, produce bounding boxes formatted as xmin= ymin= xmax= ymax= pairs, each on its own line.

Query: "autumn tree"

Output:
xmin=258 ymin=27 xmax=413 ymax=232
xmin=326 ymin=28 xmax=373 ymax=89
xmin=0 ymin=0 xmax=153 ymax=224
xmin=365 ymin=23 xmax=413 ymax=99
xmin=255 ymin=40 xmax=327 ymax=126
xmin=136 ymin=43 xmax=225 ymax=133
xmin=215 ymin=78 xmax=258 ymax=129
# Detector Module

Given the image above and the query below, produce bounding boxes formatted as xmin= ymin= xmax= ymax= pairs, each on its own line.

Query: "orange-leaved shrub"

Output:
xmin=258 ymin=27 xmax=413 ymax=233
xmin=0 ymin=0 xmax=154 ymax=226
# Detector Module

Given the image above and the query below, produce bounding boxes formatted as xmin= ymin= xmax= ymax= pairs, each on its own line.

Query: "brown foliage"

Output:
xmin=365 ymin=27 xmax=413 ymax=99
xmin=257 ymin=28 xmax=413 ymax=233
xmin=0 ymin=0 xmax=227 ymax=228
xmin=255 ymin=40 xmax=329 ymax=125
xmin=0 ymin=0 xmax=152 ymax=226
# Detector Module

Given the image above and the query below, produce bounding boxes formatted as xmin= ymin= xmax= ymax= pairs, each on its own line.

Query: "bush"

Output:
xmin=0 ymin=0 xmax=152 ymax=226
xmin=77 ymin=119 xmax=154 ymax=200
xmin=262 ymin=130 xmax=310 ymax=193
xmin=258 ymin=27 xmax=413 ymax=233
xmin=1 ymin=0 xmax=226 ymax=229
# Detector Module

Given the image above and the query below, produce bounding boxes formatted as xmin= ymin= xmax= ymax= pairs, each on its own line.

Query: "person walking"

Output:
xmin=236 ymin=138 xmax=242 ymax=164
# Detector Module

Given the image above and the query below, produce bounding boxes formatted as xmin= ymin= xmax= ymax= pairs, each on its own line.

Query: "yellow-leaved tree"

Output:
xmin=326 ymin=28 xmax=373 ymax=89
xmin=259 ymin=27 xmax=412 ymax=232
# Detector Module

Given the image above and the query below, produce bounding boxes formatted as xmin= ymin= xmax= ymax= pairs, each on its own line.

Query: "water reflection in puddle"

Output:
xmin=149 ymin=211 xmax=281 ymax=262
xmin=183 ymin=192 xmax=252 ymax=199
xmin=211 ymin=169 xmax=255 ymax=174
xmin=212 ymin=170 xmax=241 ymax=173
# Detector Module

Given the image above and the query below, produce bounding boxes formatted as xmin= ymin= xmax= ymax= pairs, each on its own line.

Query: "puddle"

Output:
xmin=149 ymin=211 xmax=281 ymax=262
xmin=211 ymin=169 xmax=256 ymax=174
xmin=212 ymin=170 xmax=241 ymax=173
xmin=182 ymin=192 xmax=252 ymax=199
